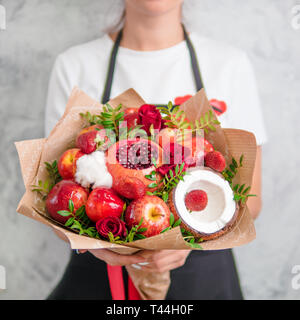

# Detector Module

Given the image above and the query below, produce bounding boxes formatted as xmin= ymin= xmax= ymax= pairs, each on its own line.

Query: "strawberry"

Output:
xmin=184 ymin=190 xmax=208 ymax=212
xmin=76 ymin=130 xmax=97 ymax=154
xmin=204 ymin=151 xmax=226 ymax=172
xmin=113 ymin=176 xmax=146 ymax=200
xmin=76 ymin=130 xmax=110 ymax=154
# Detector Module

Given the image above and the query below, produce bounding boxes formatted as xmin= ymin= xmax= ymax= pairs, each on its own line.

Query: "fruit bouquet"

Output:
xmin=16 ymin=87 xmax=257 ymax=299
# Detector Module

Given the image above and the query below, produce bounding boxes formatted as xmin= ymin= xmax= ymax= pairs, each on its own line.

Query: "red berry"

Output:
xmin=185 ymin=190 xmax=208 ymax=212
xmin=204 ymin=151 xmax=226 ymax=172
xmin=76 ymin=130 xmax=98 ymax=154
xmin=76 ymin=130 xmax=110 ymax=154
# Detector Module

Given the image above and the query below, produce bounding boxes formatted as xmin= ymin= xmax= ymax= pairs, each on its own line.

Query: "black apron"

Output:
xmin=48 ymin=27 xmax=243 ymax=300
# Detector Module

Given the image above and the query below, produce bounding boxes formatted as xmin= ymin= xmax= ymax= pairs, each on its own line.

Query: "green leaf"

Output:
xmin=152 ymin=157 xmax=157 ymax=168
xmin=68 ymin=199 xmax=74 ymax=213
xmin=75 ymin=205 xmax=85 ymax=217
xmin=173 ymin=219 xmax=182 ymax=228
xmin=106 ymin=104 xmax=113 ymax=112
xmin=145 ymin=173 xmax=157 ymax=181
xmin=138 ymin=217 xmax=144 ymax=227
xmin=148 ymin=182 xmax=158 ymax=189
xmin=65 ymin=217 xmax=74 ymax=227
xmin=162 ymin=192 xmax=169 ymax=202
xmin=169 ymin=213 xmax=175 ymax=227
xmin=226 ymin=170 xmax=234 ymax=179
xmin=238 ymin=184 xmax=245 ymax=193
xmin=180 ymin=162 xmax=185 ymax=172
xmin=234 ymin=194 xmax=242 ymax=201
xmin=232 ymin=158 xmax=238 ymax=168
xmin=57 ymin=210 xmax=71 ymax=217
xmin=161 ymin=227 xmax=171 ymax=233
xmin=243 ymin=186 xmax=251 ymax=195
xmin=134 ymin=234 xmax=146 ymax=240
xmin=239 ymin=155 xmax=244 ymax=166
xmin=187 ymin=242 xmax=203 ymax=249
xmin=115 ymin=112 xmax=125 ymax=121
xmin=229 ymin=164 xmax=236 ymax=174
xmin=43 ymin=180 xmax=49 ymax=191
xmin=101 ymin=112 xmax=112 ymax=118
xmin=233 ymin=184 xmax=239 ymax=192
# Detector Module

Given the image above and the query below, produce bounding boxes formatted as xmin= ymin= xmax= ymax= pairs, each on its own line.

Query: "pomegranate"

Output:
xmin=106 ymin=139 xmax=163 ymax=198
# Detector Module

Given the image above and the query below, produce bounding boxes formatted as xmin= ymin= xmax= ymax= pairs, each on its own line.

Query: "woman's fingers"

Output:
xmin=78 ymin=249 xmax=191 ymax=271
xmin=88 ymin=249 xmax=147 ymax=266
xmin=136 ymin=250 xmax=191 ymax=273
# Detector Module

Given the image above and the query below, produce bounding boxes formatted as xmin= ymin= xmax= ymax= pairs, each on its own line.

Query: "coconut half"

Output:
xmin=169 ymin=168 xmax=238 ymax=240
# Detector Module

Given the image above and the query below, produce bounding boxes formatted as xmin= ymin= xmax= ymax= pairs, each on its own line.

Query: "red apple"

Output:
xmin=125 ymin=195 xmax=170 ymax=238
xmin=85 ymin=187 xmax=125 ymax=222
xmin=58 ymin=148 xmax=84 ymax=179
xmin=46 ymin=180 xmax=89 ymax=224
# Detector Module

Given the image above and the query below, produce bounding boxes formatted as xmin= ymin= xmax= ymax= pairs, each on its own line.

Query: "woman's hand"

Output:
xmin=83 ymin=249 xmax=147 ymax=266
xmin=79 ymin=249 xmax=191 ymax=272
xmin=134 ymin=249 xmax=191 ymax=273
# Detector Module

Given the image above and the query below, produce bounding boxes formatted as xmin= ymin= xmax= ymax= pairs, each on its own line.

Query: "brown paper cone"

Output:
xmin=15 ymin=87 xmax=257 ymax=300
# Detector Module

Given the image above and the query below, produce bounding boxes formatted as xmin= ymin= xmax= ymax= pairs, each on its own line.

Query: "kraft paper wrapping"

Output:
xmin=15 ymin=87 xmax=257 ymax=300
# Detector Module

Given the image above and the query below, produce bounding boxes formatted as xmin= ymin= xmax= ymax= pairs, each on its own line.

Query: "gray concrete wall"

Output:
xmin=0 ymin=0 xmax=299 ymax=299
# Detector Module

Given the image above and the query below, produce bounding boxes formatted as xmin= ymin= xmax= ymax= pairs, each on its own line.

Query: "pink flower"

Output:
xmin=96 ymin=216 xmax=127 ymax=239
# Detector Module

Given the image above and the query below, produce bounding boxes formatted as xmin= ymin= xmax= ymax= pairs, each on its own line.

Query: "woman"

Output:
xmin=45 ymin=0 xmax=267 ymax=300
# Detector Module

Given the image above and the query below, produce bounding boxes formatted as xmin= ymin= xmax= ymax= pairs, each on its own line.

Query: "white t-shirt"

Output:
xmin=45 ymin=33 xmax=267 ymax=145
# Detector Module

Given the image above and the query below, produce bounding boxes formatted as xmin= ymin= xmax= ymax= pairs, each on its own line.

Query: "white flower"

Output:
xmin=75 ymin=151 xmax=112 ymax=189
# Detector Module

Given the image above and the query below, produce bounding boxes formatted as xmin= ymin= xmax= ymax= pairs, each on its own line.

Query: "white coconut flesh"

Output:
xmin=173 ymin=168 xmax=236 ymax=235
xmin=75 ymin=151 xmax=113 ymax=189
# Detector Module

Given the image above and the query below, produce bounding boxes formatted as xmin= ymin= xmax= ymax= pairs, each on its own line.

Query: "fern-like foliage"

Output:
xmin=222 ymin=155 xmax=256 ymax=204
xmin=80 ymin=103 xmax=125 ymax=138
xmin=146 ymin=163 xmax=188 ymax=202
xmin=157 ymin=102 xmax=220 ymax=135
xmin=194 ymin=110 xmax=220 ymax=134
xmin=157 ymin=102 xmax=191 ymax=130
xmin=160 ymin=213 xmax=203 ymax=249
xmin=31 ymin=160 xmax=62 ymax=199
xmin=57 ymin=200 xmax=99 ymax=237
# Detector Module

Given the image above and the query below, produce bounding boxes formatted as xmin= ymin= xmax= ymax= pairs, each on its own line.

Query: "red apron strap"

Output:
xmin=107 ymin=264 xmax=141 ymax=300
xmin=106 ymin=264 xmax=125 ymax=300
xmin=128 ymin=274 xmax=141 ymax=300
